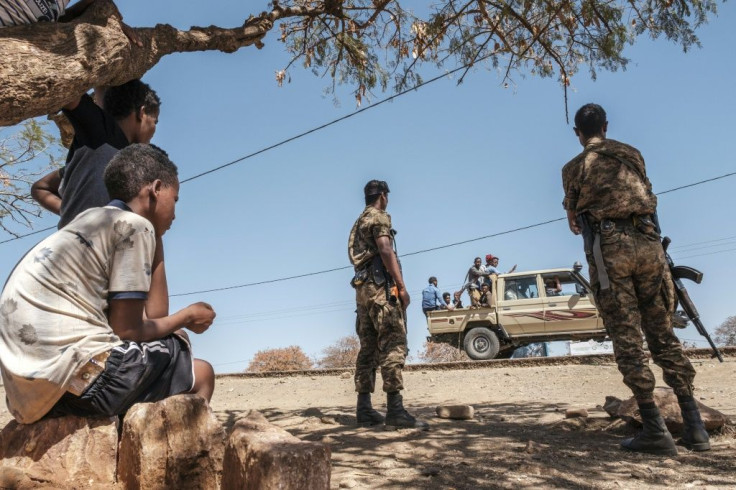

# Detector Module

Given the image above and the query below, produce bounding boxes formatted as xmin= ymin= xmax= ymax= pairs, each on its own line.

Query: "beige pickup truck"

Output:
xmin=426 ymin=266 xmax=607 ymax=359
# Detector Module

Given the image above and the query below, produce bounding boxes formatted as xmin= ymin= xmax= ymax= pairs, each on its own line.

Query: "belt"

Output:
xmin=588 ymin=214 xmax=654 ymax=291
xmin=592 ymin=214 xmax=653 ymax=232
xmin=67 ymin=350 xmax=111 ymax=396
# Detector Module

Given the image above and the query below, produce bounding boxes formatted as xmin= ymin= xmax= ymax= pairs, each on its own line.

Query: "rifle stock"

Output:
xmin=662 ymin=237 xmax=723 ymax=362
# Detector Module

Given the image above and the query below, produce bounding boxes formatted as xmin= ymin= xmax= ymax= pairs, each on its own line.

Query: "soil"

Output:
xmin=1 ymin=358 xmax=734 ymax=489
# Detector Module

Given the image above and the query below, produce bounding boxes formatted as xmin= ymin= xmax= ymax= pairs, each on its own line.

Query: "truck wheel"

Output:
xmin=463 ymin=327 xmax=500 ymax=360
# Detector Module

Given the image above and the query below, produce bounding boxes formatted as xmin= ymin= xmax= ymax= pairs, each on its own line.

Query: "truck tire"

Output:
xmin=463 ymin=327 xmax=500 ymax=360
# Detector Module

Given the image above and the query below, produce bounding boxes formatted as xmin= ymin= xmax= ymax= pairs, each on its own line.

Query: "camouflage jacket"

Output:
xmin=348 ymin=205 xmax=393 ymax=270
xmin=562 ymin=137 xmax=657 ymax=221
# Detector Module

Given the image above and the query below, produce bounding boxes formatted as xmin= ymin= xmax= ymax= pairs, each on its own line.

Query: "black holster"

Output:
xmin=578 ymin=213 xmax=594 ymax=255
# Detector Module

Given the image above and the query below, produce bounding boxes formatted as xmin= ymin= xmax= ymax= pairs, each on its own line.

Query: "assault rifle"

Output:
xmin=662 ymin=237 xmax=723 ymax=362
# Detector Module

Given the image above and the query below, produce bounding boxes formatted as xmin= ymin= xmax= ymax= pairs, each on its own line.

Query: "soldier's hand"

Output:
xmin=398 ymin=287 xmax=410 ymax=309
xmin=185 ymin=302 xmax=216 ymax=334
xmin=568 ymin=218 xmax=582 ymax=235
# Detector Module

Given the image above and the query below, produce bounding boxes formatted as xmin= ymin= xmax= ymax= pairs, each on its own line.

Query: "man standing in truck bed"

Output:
xmin=561 ymin=103 xmax=709 ymax=456
xmin=348 ymin=180 xmax=427 ymax=429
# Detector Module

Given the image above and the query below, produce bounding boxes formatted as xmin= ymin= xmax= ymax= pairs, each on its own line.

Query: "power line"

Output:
xmin=673 ymin=247 xmax=736 ymax=261
xmin=170 ymin=170 xmax=736 ymax=297
xmin=1 ymin=62 xmax=482 ymax=246
xmin=668 ymin=235 xmax=736 ymax=250
xmin=0 ymin=225 xmax=54 ymax=245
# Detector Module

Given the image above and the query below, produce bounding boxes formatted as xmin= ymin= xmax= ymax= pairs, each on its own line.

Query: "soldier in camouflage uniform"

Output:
xmin=562 ymin=104 xmax=709 ymax=455
xmin=348 ymin=180 xmax=428 ymax=429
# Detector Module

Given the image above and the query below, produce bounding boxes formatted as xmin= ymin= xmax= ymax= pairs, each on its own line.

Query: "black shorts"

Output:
xmin=47 ymin=335 xmax=194 ymax=419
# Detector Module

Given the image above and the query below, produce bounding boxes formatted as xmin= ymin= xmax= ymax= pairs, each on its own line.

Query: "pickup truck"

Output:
xmin=426 ymin=266 xmax=607 ymax=360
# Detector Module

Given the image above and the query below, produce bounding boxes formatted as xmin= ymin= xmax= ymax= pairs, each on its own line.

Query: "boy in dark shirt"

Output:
xmin=31 ymin=79 xmax=160 ymax=228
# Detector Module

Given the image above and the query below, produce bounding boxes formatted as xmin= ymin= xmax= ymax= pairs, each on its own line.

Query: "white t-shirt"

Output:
xmin=0 ymin=203 xmax=155 ymax=423
xmin=0 ymin=0 xmax=71 ymax=27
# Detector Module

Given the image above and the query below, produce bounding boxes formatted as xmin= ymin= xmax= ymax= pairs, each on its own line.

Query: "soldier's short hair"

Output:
xmin=574 ymin=103 xmax=607 ymax=138
xmin=104 ymin=144 xmax=178 ymax=202
xmin=428 ymin=276 xmax=437 ymax=284
xmin=364 ymin=179 xmax=390 ymax=205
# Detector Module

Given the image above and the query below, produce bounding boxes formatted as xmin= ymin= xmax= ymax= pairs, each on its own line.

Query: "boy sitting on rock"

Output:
xmin=0 ymin=144 xmax=215 ymax=424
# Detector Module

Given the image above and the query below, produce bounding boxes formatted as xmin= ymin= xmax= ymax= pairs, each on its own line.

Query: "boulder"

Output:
xmin=221 ymin=410 xmax=331 ymax=490
xmin=435 ymin=405 xmax=475 ymax=420
xmin=0 ymin=415 xmax=117 ymax=488
xmin=117 ymin=394 xmax=226 ymax=490
xmin=610 ymin=387 xmax=728 ymax=433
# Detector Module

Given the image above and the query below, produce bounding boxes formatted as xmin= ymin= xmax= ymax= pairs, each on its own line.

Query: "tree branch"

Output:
xmin=0 ymin=0 xmax=335 ymax=126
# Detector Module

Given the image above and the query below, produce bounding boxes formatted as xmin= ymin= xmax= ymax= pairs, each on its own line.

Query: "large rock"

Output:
xmin=608 ymin=387 xmax=729 ymax=433
xmin=117 ymin=394 xmax=226 ymax=490
xmin=222 ymin=410 xmax=331 ymax=490
xmin=0 ymin=415 xmax=118 ymax=488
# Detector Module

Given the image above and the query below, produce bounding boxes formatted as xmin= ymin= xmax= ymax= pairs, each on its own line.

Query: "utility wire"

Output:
xmin=170 ymin=171 xmax=736 ymax=297
xmin=1 ymin=61 xmax=484 ymax=246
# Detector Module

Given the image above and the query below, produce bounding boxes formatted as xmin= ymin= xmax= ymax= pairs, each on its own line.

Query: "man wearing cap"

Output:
xmin=561 ymin=103 xmax=709 ymax=456
xmin=481 ymin=254 xmax=517 ymax=288
xmin=348 ymin=180 xmax=428 ymax=429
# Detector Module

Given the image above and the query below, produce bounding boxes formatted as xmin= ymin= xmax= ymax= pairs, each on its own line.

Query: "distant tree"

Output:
xmin=246 ymin=345 xmax=313 ymax=372
xmin=317 ymin=335 xmax=360 ymax=369
xmin=713 ymin=316 xmax=736 ymax=347
xmin=417 ymin=341 xmax=469 ymax=363
xmin=0 ymin=120 xmax=62 ymax=234
xmin=681 ymin=340 xmax=698 ymax=349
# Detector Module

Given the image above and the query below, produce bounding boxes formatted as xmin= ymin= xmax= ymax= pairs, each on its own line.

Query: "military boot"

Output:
xmin=677 ymin=396 xmax=711 ymax=451
xmin=385 ymin=391 xmax=429 ymax=430
xmin=356 ymin=393 xmax=384 ymax=426
xmin=621 ymin=405 xmax=678 ymax=456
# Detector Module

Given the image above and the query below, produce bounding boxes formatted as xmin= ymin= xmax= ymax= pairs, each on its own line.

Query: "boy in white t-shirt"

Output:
xmin=0 ymin=144 xmax=215 ymax=424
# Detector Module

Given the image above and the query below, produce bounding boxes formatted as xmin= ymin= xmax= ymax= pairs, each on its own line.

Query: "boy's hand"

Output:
xmin=185 ymin=302 xmax=216 ymax=334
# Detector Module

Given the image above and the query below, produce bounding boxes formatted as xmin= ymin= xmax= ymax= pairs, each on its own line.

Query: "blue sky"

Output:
xmin=1 ymin=1 xmax=735 ymax=372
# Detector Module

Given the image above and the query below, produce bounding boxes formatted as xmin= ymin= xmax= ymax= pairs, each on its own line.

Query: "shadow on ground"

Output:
xmin=214 ymin=400 xmax=736 ymax=490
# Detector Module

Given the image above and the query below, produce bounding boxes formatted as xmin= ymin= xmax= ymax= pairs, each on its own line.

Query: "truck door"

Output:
xmin=496 ymin=275 xmax=546 ymax=335
xmin=541 ymin=273 xmax=600 ymax=333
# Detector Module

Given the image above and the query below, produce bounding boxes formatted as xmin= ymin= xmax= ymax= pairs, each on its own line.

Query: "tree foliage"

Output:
xmin=713 ymin=316 xmax=736 ymax=347
xmin=0 ymin=0 xmax=719 ymax=126
xmin=317 ymin=335 xmax=360 ymax=369
xmin=0 ymin=120 xmax=62 ymax=234
xmin=246 ymin=345 xmax=314 ymax=372
xmin=417 ymin=341 xmax=469 ymax=363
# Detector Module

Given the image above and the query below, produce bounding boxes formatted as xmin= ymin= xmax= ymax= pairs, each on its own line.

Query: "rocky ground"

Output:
xmin=1 ymin=358 xmax=734 ymax=489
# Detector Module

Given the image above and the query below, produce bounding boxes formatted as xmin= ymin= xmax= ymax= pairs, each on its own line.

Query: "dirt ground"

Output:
xmin=1 ymin=358 xmax=734 ymax=489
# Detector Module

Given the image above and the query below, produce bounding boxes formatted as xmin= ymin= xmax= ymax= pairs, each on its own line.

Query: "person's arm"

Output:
xmin=566 ymin=209 xmax=581 ymax=235
xmin=60 ymin=1 xmax=143 ymax=46
xmin=108 ymin=299 xmax=215 ymax=343
xmin=144 ymin=235 xmax=169 ymax=319
xmin=31 ymin=169 xmax=63 ymax=215
xmin=376 ymin=235 xmax=409 ymax=308
xmin=434 ymin=288 xmax=445 ymax=308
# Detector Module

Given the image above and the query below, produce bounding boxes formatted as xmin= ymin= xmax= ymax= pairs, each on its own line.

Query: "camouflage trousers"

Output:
xmin=587 ymin=224 xmax=696 ymax=400
xmin=354 ymin=280 xmax=407 ymax=393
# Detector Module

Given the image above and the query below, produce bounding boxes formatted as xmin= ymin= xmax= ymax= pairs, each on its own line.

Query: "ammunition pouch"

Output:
xmin=351 ymin=255 xmax=394 ymax=289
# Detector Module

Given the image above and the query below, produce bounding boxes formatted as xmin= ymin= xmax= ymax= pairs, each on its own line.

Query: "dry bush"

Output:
xmin=714 ymin=316 xmax=736 ymax=347
xmin=417 ymin=341 xmax=469 ymax=363
xmin=318 ymin=335 xmax=360 ymax=369
xmin=246 ymin=345 xmax=313 ymax=373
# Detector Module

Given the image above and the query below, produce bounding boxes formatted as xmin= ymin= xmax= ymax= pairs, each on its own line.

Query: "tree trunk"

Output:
xmin=0 ymin=0 xmax=320 ymax=127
